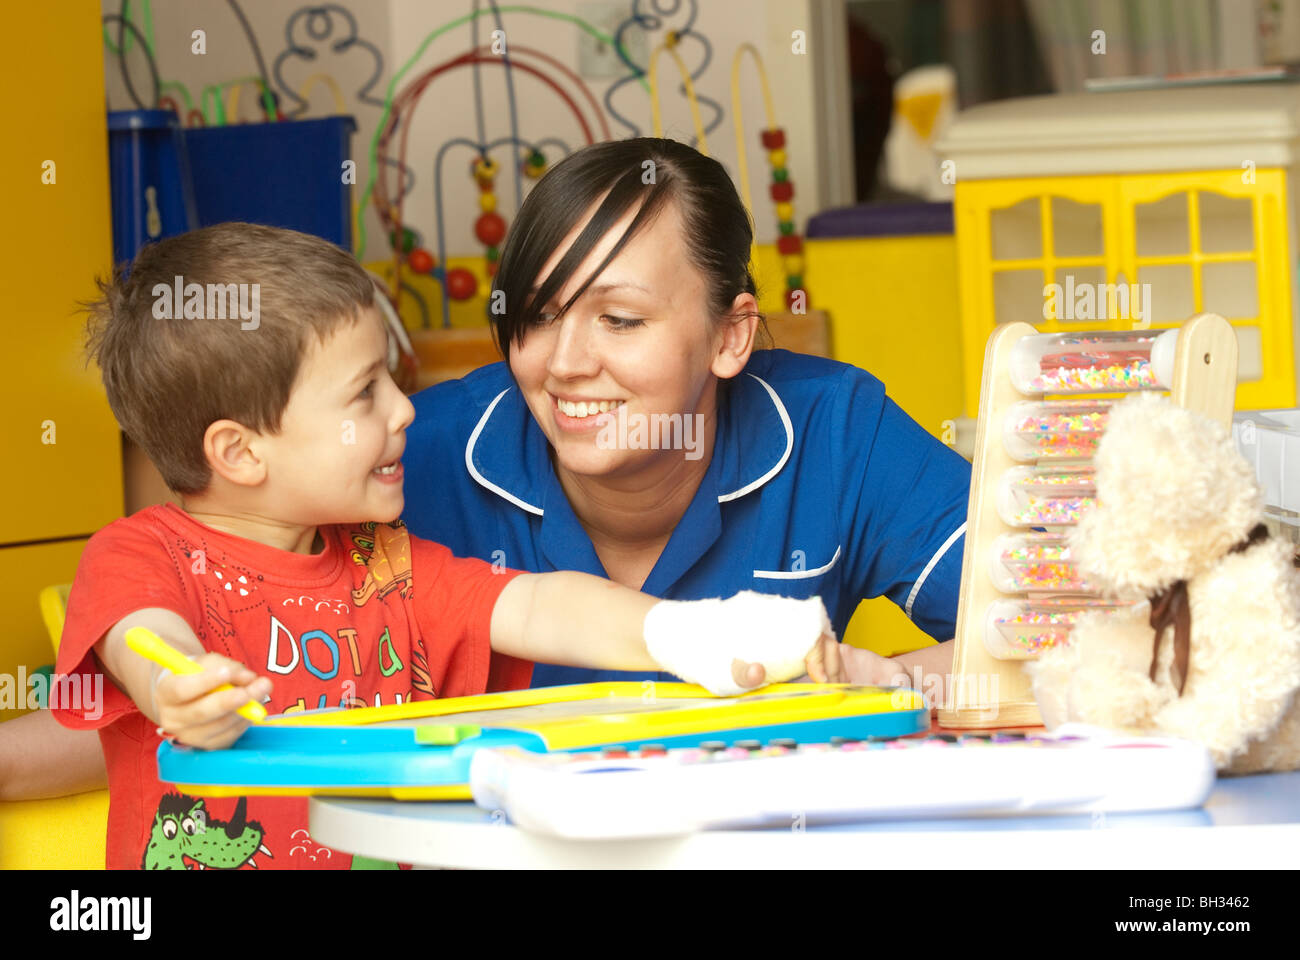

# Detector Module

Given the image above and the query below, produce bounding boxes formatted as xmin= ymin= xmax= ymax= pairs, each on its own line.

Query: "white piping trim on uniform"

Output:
xmin=717 ymin=374 xmax=794 ymax=503
xmin=465 ymin=389 xmax=545 ymax=516
xmin=753 ymin=544 xmax=842 ymax=580
xmin=904 ymin=522 xmax=966 ymax=619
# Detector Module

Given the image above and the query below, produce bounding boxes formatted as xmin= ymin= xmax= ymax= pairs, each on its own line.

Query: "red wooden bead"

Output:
xmin=770 ymin=181 xmax=794 ymax=203
xmin=761 ymin=128 xmax=785 ymax=149
xmin=475 ymin=212 xmax=507 ymax=247
xmin=408 ymin=248 xmax=434 ymax=274
xmin=445 ymin=267 xmax=477 ymax=301
xmin=776 ymin=234 xmax=803 ymax=255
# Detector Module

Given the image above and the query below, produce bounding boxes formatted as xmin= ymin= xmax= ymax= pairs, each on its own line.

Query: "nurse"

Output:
xmin=402 ymin=137 xmax=969 ymax=692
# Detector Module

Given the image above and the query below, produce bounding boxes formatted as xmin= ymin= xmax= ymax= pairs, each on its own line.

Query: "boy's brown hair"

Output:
xmin=86 ymin=222 xmax=376 ymax=494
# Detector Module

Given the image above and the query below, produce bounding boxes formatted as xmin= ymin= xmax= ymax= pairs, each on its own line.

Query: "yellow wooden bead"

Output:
xmin=769 ymin=148 xmax=787 ymax=168
xmin=474 ymin=158 xmax=498 ymax=180
xmin=775 ymin=202 xmax=794 ymax=221
xmin=479 ymin=192 xmax=497 ymax=213
xmin=781 ymin=254 xmax=805 ymax=276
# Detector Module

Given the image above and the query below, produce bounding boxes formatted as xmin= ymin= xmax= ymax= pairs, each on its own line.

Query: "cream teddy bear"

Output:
xmin=1025 ymin=392 xmax=1300 ymax=774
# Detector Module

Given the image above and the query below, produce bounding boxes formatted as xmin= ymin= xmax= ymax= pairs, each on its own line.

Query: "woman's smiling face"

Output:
xmin=508 ymin=199 xmax=733 ymax=480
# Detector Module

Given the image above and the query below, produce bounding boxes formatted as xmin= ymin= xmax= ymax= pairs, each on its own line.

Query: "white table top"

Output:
xmin=310 ymin=770 xmax=1300 ymax=869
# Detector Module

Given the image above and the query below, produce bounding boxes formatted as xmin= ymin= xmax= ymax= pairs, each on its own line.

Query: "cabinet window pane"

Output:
xmin=1235 ymin=325 xmax=1262 ymax=382
xmin=1050 ymin=266 xmax=1108 ymax=322
xmin=1198 ymin=192 xmax=1254 ymax=254
xmin=1137 ymin=264 xmax=1194 ymax=324
xmin=1136 ymin=193 xmax=1190 ymax=257
xmin=994 ymin=269 xmax=1046 ymax=324
xmin=991 ymin=198 xmax=1042 ymax=260
xmin=1203 ymin=260 xmax=1259 ymax=318
xmin=1050 ymin=197 xmax=1103 ymax=257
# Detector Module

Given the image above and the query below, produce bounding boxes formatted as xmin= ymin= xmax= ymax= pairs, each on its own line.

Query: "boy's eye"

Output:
xmin=603 ymin=315 xmax=644 ymax=330
xmin=357 ymin=380 xmax=375 ymax=401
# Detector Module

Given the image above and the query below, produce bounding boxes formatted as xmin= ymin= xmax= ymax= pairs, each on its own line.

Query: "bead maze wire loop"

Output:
xmin=295 ymin=72 xmax=348 ymax=115
xmin=730 ymin=43 xmax=777 ymax=222
xmin=375 ymin=47 xmax=598 ymax=324
xmin=226 ymin=77 xmax=280 ymax=124
xmin=357 ymin=4 xmax=646 ymax=260
xmin=648 ymin=40 xmax=709 ymax=155
xmin=605 ymin=0 xmax=720 ymax=142
xmin=730 ymin=43 xmax=807 ymax=309
xmin=103 ymin=10 xmax=160 ymax=111
xmin=272 ymin=3 xmax=387 ymax=119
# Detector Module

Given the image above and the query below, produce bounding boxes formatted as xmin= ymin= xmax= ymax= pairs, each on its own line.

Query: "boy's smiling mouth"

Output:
xmin=372 ymin=455 xmax=403 ymax=483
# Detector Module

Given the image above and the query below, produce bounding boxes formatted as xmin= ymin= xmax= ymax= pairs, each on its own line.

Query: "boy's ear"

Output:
xmin=203 ymin=420 xmax=266 ymax=487
xmin=710 ymin=292 xmax=759 ymax=381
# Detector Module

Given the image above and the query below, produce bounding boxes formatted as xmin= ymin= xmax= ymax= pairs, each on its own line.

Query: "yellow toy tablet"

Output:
xmin=158 ymin=682 xmax=928 ymax=800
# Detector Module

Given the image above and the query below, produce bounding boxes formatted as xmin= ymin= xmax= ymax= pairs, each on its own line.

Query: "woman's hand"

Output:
xmin=837 ymin=644 xmax=899 ymax=686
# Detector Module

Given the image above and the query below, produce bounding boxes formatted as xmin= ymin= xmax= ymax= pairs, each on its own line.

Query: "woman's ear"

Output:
xmin=203 ymin=419 xmax=267 ymax=488
xmin=710 ymin=292 xmax=760 ymax=380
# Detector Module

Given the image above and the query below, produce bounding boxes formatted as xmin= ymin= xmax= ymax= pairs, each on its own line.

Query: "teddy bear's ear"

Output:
xmin=1068 ymin=393 xmax=1263 ymax=595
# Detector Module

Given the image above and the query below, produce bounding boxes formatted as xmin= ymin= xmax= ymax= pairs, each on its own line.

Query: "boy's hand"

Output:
xmin=153 ymin=654 xmax=271 ymax=750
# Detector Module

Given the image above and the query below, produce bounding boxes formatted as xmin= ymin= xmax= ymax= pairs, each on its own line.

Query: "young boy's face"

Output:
xmin=261 ymin=306 xmax=415 ymax=525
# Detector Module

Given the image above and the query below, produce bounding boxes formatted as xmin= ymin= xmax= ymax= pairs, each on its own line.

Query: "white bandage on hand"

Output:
xmin=643 ymin=590 xmax=833 ymax=696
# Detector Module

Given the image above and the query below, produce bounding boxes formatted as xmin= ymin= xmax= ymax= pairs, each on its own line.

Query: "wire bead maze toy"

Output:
xmin=730 ymin=44 xmax=808 ymax=312
xmin=938 ymin=313 xmax=1239 ymax=728
xmin=373 ymin=40 xmax=610 ymax=328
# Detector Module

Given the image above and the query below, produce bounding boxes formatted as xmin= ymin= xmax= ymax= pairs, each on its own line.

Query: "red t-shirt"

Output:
xmin=53 ymin=504 xmax=530 ymax=870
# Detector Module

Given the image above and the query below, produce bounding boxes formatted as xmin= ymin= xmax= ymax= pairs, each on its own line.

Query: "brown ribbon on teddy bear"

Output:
xmin=1148 ymin=523 xmax=1269 ymax=695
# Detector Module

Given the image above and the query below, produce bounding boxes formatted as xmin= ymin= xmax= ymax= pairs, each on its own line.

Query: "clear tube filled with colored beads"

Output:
xmin=1003 ymin=400 xmax=1111 ymax=461
xmin=989 ymin=532 xmax=1093 ymax=593
xmin=984 ymin=598 xmax=1134 ymax=659
xmin=997 ymin=465 xmax=1096 ymax=526
xmin=1008 ymin=329 xmax=1178 ymax=394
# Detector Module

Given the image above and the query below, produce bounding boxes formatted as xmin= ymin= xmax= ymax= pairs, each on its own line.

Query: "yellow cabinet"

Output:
xmin=0 ymin=0 xmax=119 ymax=869
xmin=941 ymin=86 xmax=1300 ymax=418
xmin=954 ymin=171 xmax=1294 ymax=417
xmin=3 ymin=0 xmax=122 ymax=548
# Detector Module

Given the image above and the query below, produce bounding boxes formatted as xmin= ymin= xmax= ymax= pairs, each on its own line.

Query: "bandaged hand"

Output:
xmin=643 ymin=591 xmax=843 ymax=696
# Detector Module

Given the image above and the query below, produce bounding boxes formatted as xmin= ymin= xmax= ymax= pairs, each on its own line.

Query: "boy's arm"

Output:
xmin=93 ymin=607 xmax=208 ymax=725
xmin=489 ymin=573 xmax=840 ymax=693
xmin=489 ymin=573 xmax=661 ymax=672
xmin=94 ymin=607 xmax=270 ymax=748
xmin=0 ymin=711 xmax=107 ymax=801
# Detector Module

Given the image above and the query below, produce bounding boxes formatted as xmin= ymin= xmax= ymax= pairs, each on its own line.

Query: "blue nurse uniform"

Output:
xmin=401 ymin=348 xmax=970 ymax=687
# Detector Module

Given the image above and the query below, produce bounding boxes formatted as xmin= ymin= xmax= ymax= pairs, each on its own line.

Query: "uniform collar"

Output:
xmin=463 ymin=371 xmax=795 ymax=516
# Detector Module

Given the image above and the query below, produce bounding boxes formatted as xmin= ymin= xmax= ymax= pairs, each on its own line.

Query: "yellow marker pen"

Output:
xmin=125 ymin=626 xmax=267 ymax=723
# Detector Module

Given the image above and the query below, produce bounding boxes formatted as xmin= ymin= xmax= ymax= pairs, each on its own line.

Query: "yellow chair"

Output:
xmin=0 ymin=585 xmax=108 ymax=870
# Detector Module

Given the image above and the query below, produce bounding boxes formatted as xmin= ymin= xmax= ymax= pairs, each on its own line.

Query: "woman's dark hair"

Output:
xmin=492 ymin=137 xmax=761 ymax=359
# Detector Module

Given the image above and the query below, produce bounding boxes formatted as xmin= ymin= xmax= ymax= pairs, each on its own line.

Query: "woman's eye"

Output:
xmin=536 ymin=312 xmax=558 ymax=326
xmin=603 ymin=315 xmax=645 ymax=330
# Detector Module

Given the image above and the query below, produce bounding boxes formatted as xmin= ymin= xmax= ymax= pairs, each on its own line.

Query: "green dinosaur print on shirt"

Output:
xmin=142 ymin=794 xmax=270 ymax=870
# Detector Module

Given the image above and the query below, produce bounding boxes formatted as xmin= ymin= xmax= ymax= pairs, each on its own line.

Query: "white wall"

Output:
xmin=100 ymin=0 xmax=840 ymax=260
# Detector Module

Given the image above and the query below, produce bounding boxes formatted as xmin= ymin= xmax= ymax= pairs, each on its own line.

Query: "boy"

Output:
xmin=52 ymin=223 xmax=841 ymax=870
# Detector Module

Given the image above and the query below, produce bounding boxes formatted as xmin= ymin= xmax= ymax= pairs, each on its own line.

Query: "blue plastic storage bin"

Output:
xmin=183 ymin=116 xmax=357 ymax=249
xmin=107 ymin=110 xmax=199 ymax=265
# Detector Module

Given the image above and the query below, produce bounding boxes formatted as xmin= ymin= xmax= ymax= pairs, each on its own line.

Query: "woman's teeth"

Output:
xmin=374 ymin=462 xmax=400 ymax=475
xmin=557 ymin=399 xmax=624 ymax=419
